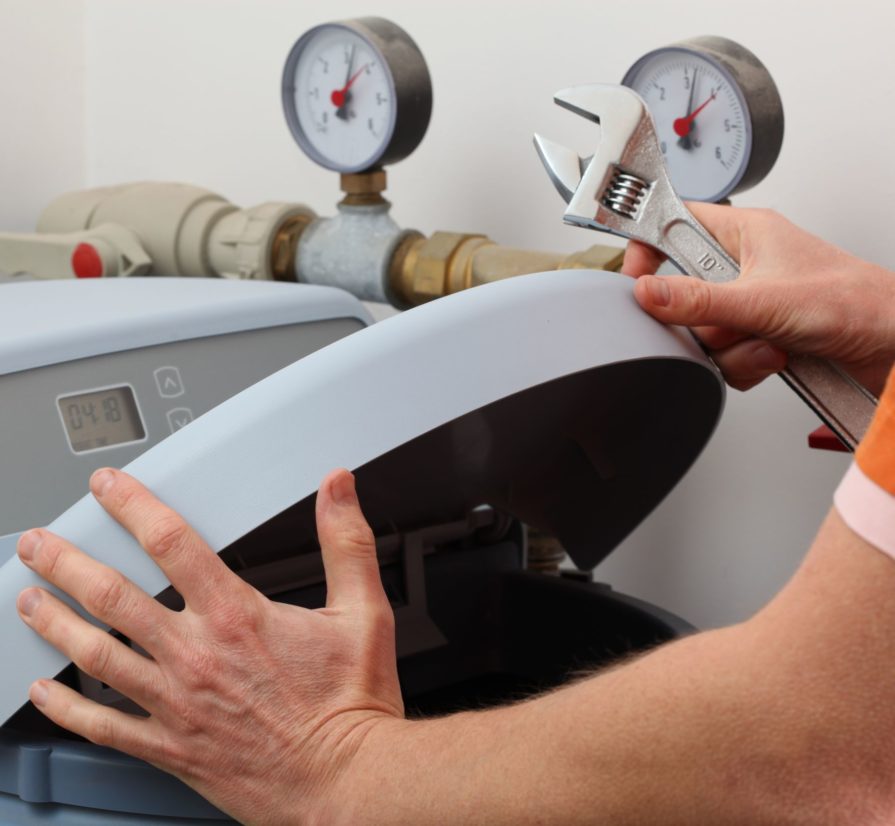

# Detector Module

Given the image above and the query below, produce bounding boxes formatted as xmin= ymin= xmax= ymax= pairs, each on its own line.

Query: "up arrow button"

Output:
xmin=154 ymin=366 xmax=185 ymax=399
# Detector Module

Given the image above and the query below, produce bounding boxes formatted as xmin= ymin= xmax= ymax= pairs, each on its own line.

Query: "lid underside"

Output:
xmin=227 ymin=355 xmax=722 ymax=571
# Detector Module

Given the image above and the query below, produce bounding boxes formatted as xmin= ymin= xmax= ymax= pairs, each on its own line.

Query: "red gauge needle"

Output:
xmin=330 ymin=64 xmax=367 ymax=108
xmin=673 ymin=92 xmax=717 ymax=137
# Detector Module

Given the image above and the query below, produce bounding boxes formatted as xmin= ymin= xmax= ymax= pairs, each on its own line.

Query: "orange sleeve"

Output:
xmin=855 ymin=366 xmax=895 ymax=493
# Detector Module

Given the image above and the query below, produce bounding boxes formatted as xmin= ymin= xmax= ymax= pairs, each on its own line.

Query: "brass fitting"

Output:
xmin=389 ymin=231 xmax=626 ymax=308
xmin=270 ymin=212 xmax=315 ymax=281
xmin=339 ymin=170 xmax=388 ymax=207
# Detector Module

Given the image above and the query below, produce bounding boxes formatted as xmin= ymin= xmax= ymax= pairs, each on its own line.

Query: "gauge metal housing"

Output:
xmin=623 ymin=36 xmax=784 ymax=201
xmin=282 ymin=17 xmax=432 ymax=173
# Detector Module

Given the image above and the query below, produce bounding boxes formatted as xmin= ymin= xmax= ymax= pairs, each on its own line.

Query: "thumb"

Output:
xmin=686 ymin=201 xmax=745 ymax=258
xmin=633 ymin=274 xmax=785 ymax=339
xmin=316 ymin=469 xmax=385 ymax=609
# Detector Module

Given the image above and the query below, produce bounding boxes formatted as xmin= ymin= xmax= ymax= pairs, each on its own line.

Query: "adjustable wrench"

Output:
xmin=534 ymin=83 xmax=877 ymax=451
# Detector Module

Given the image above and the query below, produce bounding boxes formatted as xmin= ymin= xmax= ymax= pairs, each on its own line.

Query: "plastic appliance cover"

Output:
xmin=0 ymin=270 xmax=724 ymax=723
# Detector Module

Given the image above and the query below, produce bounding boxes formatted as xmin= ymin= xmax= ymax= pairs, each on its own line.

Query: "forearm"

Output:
xmin=320 ymin=511 xmax=895 ymax=826
xmin=330 ymin=632 xmax=822 ymax=825
xmin=333 ymin=631 xmax=774 ymax=825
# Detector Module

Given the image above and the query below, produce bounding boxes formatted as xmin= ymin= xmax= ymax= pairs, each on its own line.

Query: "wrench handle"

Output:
xmin=656 ymin=212 xmax=877 ymax=451
xmin=779 ymin=355 xmax=877 ymax=452
xmin=660 ymin=216 xmax=741 ymax=284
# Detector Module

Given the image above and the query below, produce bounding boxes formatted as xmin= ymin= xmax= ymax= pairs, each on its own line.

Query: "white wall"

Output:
xmin=5 ymin=0 xmax=895 ymax=628
xmin=0 ymin=0 xmax=86 ymax=231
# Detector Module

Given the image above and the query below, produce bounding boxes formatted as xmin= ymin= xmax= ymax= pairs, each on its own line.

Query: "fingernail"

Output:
xmin=90 ymin=469 xmax=115 ymax=497
xmin=331 ymin=471 xmax=356 ymax=506
xmin=18 ymin=589 xmax=41 ymax=618
xmin=17 ymin=530 xmax=42 ymax=563
xmin=644 ymin=276 xmax=670 ymax=307
xmin=753 ymin=343 xmax=784 ymax=371
xmin=30 ymin=681 xmax=48 ymax=708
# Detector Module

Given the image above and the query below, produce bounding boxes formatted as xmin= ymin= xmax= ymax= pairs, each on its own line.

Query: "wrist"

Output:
xmin=846 ymin=262 xmax=895 ymax=397
xmin=311 ymin=713 xmax=418 ymax=826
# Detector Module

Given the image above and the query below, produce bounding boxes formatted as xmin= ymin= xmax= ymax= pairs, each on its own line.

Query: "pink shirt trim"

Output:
xmin=834 ymin=462 xmax=895 ymax=559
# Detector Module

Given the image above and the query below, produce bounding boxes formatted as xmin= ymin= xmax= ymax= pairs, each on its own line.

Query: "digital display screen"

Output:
xmin=57 ymin=385 xmax=145 ymax=454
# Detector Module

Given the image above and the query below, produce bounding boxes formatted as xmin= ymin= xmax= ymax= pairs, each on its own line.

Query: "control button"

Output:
xmin=166 ymin=407 xmax=194 ymax=433
xmin=154 ymin=366 xmax=185 ymax=398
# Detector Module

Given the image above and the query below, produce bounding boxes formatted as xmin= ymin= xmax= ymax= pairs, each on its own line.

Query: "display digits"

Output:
xmin=102 ymin=395 xmax=122 ymax=423
xmin=57 ymin=385 xmax=145 ymax=454
xmin=67 ymin=396 xmax=122 ymax=431
xmin=66 ymin=404 xmax=83 ymax=431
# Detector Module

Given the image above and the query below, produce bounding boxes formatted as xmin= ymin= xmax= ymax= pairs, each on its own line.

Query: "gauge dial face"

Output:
xmin=623 ymin=49 xmax=752 ymax=202
xmin=283 ymin=25 xmax=397 ymax=173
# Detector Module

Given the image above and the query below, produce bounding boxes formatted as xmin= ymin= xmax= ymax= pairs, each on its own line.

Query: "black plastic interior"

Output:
xmin=225 ymin=356 xmax=723 ymax=571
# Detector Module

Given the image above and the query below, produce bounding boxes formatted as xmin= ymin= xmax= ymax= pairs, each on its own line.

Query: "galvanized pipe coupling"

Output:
xmin=295 ymin=172 xmax=421 ymax=305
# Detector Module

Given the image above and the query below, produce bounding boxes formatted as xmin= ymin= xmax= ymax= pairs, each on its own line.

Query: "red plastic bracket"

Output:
xmin=808 ymin=425 xmax=849 ymax=452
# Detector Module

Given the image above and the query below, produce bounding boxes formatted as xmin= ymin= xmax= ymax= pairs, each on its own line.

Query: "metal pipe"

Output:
xmin=12 ymin=176 xmax=626 ymax=307
xmin=389 ymin=230 xmax=625 ymax=308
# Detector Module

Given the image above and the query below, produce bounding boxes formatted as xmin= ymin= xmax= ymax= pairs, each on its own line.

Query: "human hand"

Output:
xmin=15 ymin=467 xmax=404 ymax=824
xmin=624 ymin=204 xmax=895 ymax=394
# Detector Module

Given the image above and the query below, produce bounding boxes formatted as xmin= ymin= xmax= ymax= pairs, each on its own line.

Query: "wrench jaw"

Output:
xmin=551 ymin=84 xmax=646 ymax=134
xmin=536 ymin=84 xmax=677 ymax=252
xmin=532 ymin=134 xmax=587 ymax=205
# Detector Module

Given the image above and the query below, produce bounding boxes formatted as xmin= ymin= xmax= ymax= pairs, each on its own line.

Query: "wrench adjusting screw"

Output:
xmin=602 ymin=169 xmax=650 ymax=219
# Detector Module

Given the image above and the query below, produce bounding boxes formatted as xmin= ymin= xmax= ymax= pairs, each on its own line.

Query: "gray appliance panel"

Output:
xmin=0 ymin=278 xmax=372 ymax=376
xmin=0 ymin=318 xmax=364 ymax=535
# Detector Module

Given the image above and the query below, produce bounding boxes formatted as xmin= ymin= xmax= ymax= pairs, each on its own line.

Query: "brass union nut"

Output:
xmin=404 ymin=231 xmax=491 ymax=304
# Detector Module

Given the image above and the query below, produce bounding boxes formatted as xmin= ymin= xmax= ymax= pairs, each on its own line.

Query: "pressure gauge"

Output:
xmin=282 ymin=18 xmax=432 ymax=173
xmin=622 ymin=37 xmax=784 ymax=202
